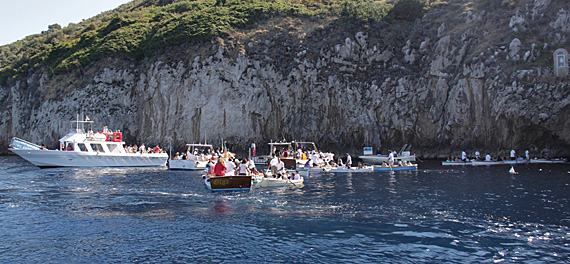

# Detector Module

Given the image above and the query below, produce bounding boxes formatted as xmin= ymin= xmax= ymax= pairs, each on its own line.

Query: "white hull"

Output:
xmin=358 ymin=155 xmax=416 ymax=164
xmin=10 ymin=149 xmax=168 ymax=168
xmin=530 ymin=158 xmax=568 ymax=164
xmin=502 ymin=160 xmax=530 ymax=165
xmin=442 ymin=160 xmax=529 ymax=166
xmin=254 ymin=176 xmax=304 ymax=187
xmin=305 ymin=165 xmax=374 ymax=173
xmin=373 ymin=164 xmax=418 ymax=171
xmin=168 ymin=159 xmax=208 ymax=170
xmin=444 ymin=159 xmax=566 ymax=166
xmin=441 ymin=161 xmax=472 ymax=166
xmin=471 ymin=160 xmax=509 ymax=166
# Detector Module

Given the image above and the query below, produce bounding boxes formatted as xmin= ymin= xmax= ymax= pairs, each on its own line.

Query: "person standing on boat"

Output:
xmin=213 ymin=158 xmax=226 ymax=176
xmin=246 ymin=158 xmax=257 ymax=174
xmin=225 ymin=158 xmax=236 ymax=176
xmin=346 ymin=153 xmax=352 ymax=168
xmin=276 ymin=158 xmax=285 ymax=176
xmin=388 ymin=150 xmax=395 ymax=169
xmin=525 ymin=150 xmax=530 ymax=160
xmin=461 ymin=150 xmax=468 ymax=161
xmin=251 ymin=142 xmax=256 ymax=156
xmin=510 ymin=149 xmax=516 ymax=160
xmin=269 ymin=155 xmax=279 ymax=175
xmin=238 ymin=159 xmax=249 ymax=175
xmin=310 ymin=151 xmax=319 ymax=166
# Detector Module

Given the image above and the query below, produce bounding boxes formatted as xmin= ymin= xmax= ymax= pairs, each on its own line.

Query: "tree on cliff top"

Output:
xmin=0 ymin=0 xmax=427 ymax=85
xmin=388 ymin=0 xmax=429 ymax=21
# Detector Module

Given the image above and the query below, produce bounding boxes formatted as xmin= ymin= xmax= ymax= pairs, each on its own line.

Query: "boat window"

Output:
xmin=91 ymin=143 xmax=105 ymax=153
xmin=65 ymin=143 xmax=74 ymax=151
xmin=108 ymin=144 xmax=121 ymax=153
xmin=77 ymin=143 xmax=88 ymax=152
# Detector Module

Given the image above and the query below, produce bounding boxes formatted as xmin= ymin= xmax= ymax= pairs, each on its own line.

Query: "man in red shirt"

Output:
xmin=213 ymin=158 xmax=226 ymax=176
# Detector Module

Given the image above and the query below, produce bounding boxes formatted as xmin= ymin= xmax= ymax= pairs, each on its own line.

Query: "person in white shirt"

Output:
xmin=293 ymin=170 xmax=301 ymax=180
xmin=246 ymin=158 xmax=257 ymax=174
xmin=269 ymin=156 xmax=279 ymax=175
xmin=275 ymin=158 xmax=285 ymax=176
xmin=485 ymin=153 xmax=492 ymax=161
xmin=461 ymin=150 xmax=468 ymax=161
xmin=510 ymin=149 xmax=516 ymax=160
xmin=238 ymin=159 xmax=249 ymax=175
xmin=346 ymin=153 xmax=352 ymax=168
xmin=311 ymin=152 xmax=319 ymax=166
xmin=388 ymin=150 xmax=395 ymax=169
xmin=525 ymin=150 xmax=530 ymax=160
xmin=225 ymin=159 xmax=236 ymax=175
xmin=475 ymin=150 xmax=481 ymax=160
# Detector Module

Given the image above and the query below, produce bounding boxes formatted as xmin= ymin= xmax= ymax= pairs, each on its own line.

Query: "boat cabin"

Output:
xmin=186 ymin=143 xmax=214 ymax=161
xmin=59 ymin=117 xmax=126 ymax=154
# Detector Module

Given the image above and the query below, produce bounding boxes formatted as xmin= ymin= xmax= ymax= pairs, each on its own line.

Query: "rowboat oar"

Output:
xmin=287 ymin=178 xmax=296 ymax=186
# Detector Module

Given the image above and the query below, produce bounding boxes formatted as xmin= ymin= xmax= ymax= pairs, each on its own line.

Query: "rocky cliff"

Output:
xmin=2 ymin=0 xmax=570 ymax=158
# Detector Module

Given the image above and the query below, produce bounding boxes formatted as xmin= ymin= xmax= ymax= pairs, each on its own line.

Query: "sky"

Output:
xmin=0 ymin=0 xmax=133 ymax=46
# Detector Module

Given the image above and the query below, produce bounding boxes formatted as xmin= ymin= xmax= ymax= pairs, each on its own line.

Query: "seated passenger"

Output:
xmin=293 ymin=170 xmax=301 ymax=180
xmin=213 ymin=158 xmax=226 ymax=176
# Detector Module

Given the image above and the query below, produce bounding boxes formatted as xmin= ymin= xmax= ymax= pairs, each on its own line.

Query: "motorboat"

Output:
xmin=373 ymin=164 xmax=418 ymax=171
xmin=291 ymin=141 xmax=334 ymax=167
xmin=168 ymin=143 xmax=214 ymax=170
xmin=471 ymin=160 xmax=506 ymax=166
xmin=502 ymin=159 xmax=530 ymax=165
xmin=441 ymin=160 xmax=472 ymax=166
xmin=358 ymin=145 xmax=416 ymax=164
xmin=530 ymin=158 xmax=568 ymax=164
xmin=251 ymin=141 xmax=293 ymax=166
xmin=252 ymin=141 xmax=334 ymax=169
xmin=304 ymin=165 xmax=374 ymax=173
xmin=9 ymin=116 xmax=168 ymax=168
xmin=204 ymin=175 xmax=252 ymax=192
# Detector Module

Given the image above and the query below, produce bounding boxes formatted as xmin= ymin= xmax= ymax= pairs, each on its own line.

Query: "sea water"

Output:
xmin=0 ymin=156 xmax=569 ymax=263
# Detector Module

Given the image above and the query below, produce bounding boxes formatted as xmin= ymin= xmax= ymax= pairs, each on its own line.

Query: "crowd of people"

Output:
xmin=123 ymin=144 xmax=164 ymax=154
xmin=206 ymin=157 xmax=258 ymax=176
xmin=449 ymin=149 xmax=537 ymax=162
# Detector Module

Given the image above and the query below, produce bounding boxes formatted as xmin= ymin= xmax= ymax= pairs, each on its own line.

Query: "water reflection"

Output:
xmin=211 ymin=200 xmax=228 ymax=214
xmin=1 ymin=157 xmax=570 ymax=263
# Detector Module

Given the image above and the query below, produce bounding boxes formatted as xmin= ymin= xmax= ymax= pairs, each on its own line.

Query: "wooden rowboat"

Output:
xmin=204 ymin=175 xmax=252 ymax=192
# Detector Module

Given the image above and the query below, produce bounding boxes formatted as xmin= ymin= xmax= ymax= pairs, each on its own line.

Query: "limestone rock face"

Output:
xmin=1 ymin=0 xmax=570 ymax=158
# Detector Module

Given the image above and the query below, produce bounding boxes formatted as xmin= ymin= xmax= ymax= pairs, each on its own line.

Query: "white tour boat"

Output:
xmin=358 ymin=145 xmax=416 ymax=165
xmin=359 ymin=151 xmax=416 ymax=164
xmin=9 ymin=116 xmax=168 ymax=168
xmin=168 ymin=143 xmax=214 ymax=170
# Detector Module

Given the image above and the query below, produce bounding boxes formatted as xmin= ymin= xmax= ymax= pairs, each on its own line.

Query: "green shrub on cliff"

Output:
xmin=0 ymin=0 xmax=427 ymax=85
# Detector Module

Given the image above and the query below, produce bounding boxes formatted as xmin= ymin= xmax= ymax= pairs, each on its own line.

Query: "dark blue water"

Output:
xmin=1 ymin=156 xmax=569 ymax=263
